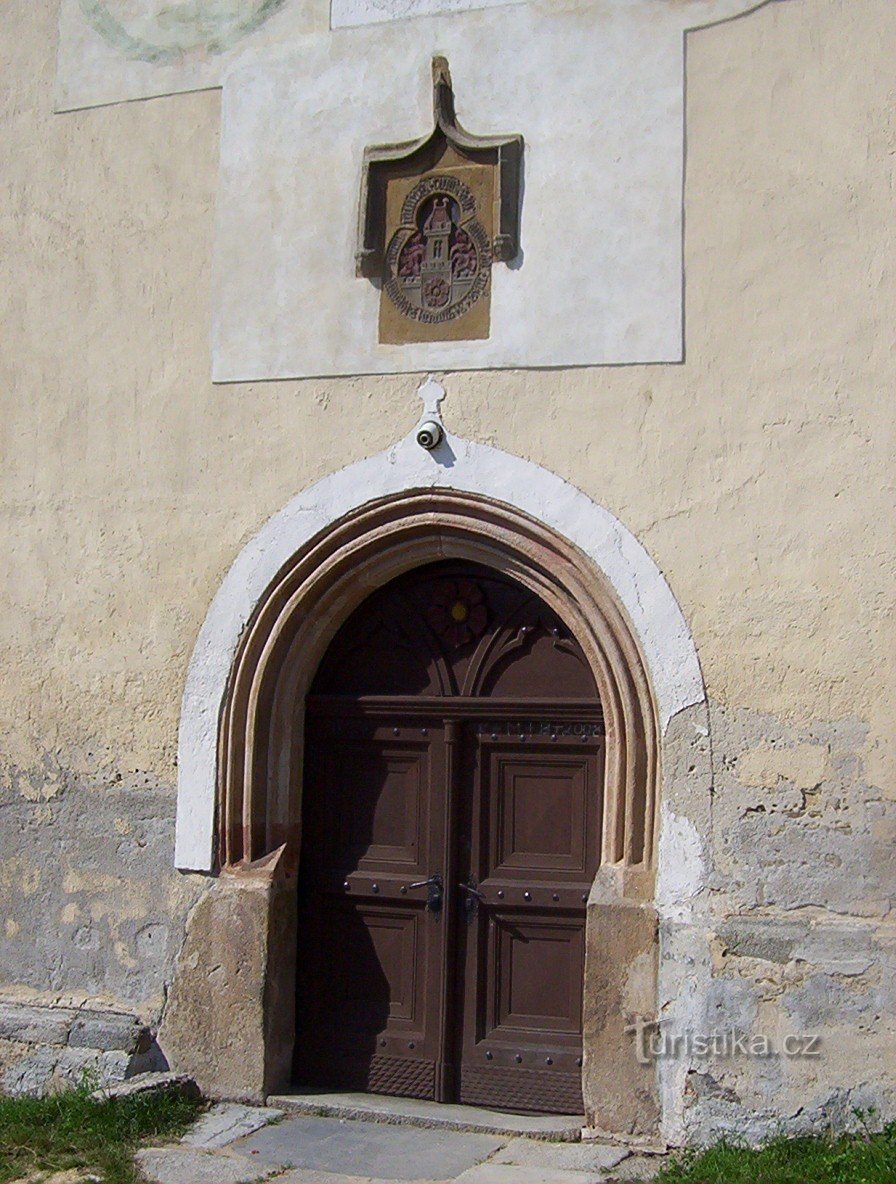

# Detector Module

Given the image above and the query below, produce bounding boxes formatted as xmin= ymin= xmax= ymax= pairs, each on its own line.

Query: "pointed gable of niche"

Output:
xmin=356 ymin=57 xmax=523 ymax=345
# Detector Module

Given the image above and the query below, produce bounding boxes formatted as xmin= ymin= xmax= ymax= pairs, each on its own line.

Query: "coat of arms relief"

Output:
xmin=357 ymin=58 xmax=523 ymax=344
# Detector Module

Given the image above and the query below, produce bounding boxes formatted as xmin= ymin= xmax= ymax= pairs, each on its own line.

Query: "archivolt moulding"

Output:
xmin=175 ymin=424 xmax=705 ymax=873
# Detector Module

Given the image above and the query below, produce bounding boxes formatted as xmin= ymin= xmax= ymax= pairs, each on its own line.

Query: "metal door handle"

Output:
xmin=459 ymin=880 xmax=486 ymax=924
xmin=409 ymin=874 xmax=443 ymax=912
xmin=409 ymin=874 xmax=443 ymax=889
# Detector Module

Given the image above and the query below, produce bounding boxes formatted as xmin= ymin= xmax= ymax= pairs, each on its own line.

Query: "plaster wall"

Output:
xmin=1 ymin=0 xmax=894 ymax=1139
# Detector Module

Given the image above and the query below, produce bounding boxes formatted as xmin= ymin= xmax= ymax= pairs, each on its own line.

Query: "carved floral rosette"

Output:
xmin=384 ymin=175 xmax=492 ymax=326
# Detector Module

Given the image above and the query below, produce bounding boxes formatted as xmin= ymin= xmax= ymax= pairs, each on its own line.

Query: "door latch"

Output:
xmin=409 ymin=873 xmax=444 ymax=913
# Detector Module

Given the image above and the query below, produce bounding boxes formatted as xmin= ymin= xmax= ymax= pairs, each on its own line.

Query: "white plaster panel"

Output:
xmin=175 ymin=426 xmax=705 ymax=870
xmin=332 ymin=0 xmax=522 ymax=29
xmin=212 ymin=5 xmax=687 ymax=376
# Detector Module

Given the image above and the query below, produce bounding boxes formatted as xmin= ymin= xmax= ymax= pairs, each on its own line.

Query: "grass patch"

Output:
xmin=654 ymin=1117 xmax=896 ymax=1184
xmin=0 ymin=1082 xmax=202 ymax=1184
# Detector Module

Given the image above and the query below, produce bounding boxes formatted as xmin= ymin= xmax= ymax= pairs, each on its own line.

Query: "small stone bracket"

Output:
xmin=356 ymin=56 xmax=523 ymax=279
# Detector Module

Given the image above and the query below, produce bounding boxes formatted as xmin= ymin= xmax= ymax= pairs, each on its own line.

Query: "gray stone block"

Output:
xmin=454 ymin=1166 xmax=606 ymax=1184
xmin=17 ymin=1172 xmax=102 ymax=1184
xmin=273 ymin=1173 xmax=435 ymax=1184
xmin=0 ymin=1002 xmax=74 ymax=1046
xmin=607 ymin=1156 xmax=661 ymax=1182
xmin=718 ymin=917 xmax=810 ymax=964
xmin=68 ymin=1010 xmax=147 ymax=1052
xmin=2 ymin=1046 xmax=60 ymax=1096
xmin=91 ymin=1070 xmax=200 ymax=1102
xmin=53 ymin=1047 xmax=131 ymax=1091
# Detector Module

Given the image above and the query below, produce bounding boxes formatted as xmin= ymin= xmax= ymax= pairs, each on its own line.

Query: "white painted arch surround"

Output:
xmin=175 ymin=424 xmax=706 ymax=876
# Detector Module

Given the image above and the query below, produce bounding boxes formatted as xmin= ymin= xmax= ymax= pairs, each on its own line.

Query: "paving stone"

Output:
xmin=135 ymin=1147 xmax=271 ymax=1184
xmin=604 ymin=1156 xmax=661 ymax=1182
xmin=272 ymin=1173 xmax=449 ymax=1184
xmin=262 ymin=1175 xmax=356 ymax=1184
xmin=184 ymin=1102 xmax=285 ymax=1149
xmin=491 ymin=1138 xmax=629 ymax=1171
xmin=453 ymin=1165 xmax=606 ymax=1184
xmin=234 ymin=1114 xmax=503 ymax=1180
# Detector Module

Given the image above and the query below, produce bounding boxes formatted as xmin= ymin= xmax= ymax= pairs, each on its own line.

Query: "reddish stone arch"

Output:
xmin=218 ymin=489 xmax=659 ymax=878
xmin=165 ymin=488 xmax=667 ymax=1133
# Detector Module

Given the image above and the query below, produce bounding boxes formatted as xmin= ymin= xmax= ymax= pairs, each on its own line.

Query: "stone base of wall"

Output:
xmin=0 ymin=1000 xmax=165 ymax=1096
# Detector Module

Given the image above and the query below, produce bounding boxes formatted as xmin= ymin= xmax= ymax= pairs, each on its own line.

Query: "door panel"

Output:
xmin=455 ymin=725 xmax=602 ymax=1113
xmin=330 ymin=745 xmax=424 ymax=868
xmin=326 ymin=903 xmax=424 ymax=1028
xmin=493 ymin=917 xmax=584 ymax=1033
xmin=295 ymin=714 xmax=449 ymax=1099
xmin=494 ymin=756 xmax=588 ymax=873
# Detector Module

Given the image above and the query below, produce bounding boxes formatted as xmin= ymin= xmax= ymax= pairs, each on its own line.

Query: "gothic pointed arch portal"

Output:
xmin=166 ymin=435 xmax=708 ymax=1136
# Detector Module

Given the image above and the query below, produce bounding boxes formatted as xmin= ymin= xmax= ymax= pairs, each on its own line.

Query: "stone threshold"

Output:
xmin=267 ymin=1090 xmax=585 ymax=1141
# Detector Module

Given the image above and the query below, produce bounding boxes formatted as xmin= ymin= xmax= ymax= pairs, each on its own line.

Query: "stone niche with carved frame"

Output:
xmin=356 ymin=58 xmax=523 ymax=345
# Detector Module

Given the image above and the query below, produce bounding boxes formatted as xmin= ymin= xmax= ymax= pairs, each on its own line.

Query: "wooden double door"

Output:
xmin=294 ymin=564 xmax=603 ymax=1114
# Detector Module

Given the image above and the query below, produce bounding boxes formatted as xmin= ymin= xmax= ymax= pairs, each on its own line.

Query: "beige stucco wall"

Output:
xmin=0 ymin=0 xmax=893 ymax=1134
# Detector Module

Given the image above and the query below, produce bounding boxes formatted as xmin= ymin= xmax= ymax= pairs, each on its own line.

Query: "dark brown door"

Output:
xmin=295 ymin=562 xmax=602 ymax=1113
xmin=454 ymin=721 xmax=601 ymax=1113
xmin=296 ymin=712 xmax=451 ymax=1100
